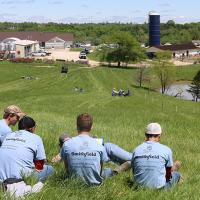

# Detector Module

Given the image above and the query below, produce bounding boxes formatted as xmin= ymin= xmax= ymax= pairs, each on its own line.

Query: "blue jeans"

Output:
xmin=102 ymin=143 xmax=132 ymax=178
xmin=164 ymin=171 xmax=181 ymax=189
xmin=33 ymin=165 xmax=54 ymax=182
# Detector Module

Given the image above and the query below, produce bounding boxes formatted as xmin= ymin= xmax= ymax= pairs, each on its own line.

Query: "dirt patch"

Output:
xmin=173 ymin=60 xmax=193 ymax=66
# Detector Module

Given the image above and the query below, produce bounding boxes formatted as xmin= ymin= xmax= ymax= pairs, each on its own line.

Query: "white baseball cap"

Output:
xmin=146 ymin=123 xmax=162 ymax=135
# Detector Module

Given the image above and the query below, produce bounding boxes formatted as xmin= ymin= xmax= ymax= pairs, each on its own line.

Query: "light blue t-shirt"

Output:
xmin=0 ymin=119 xmax=12 ymax=146
xmin=61 ymin=134 xmax=109 ymax=185
xmin=132 ymin=141 xmax=173 ymax=189
xmin=0 ymin=130 xmax=46 ymax=181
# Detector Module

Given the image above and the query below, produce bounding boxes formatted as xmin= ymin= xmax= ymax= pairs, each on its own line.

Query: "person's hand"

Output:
xmin=51 ymin=154 xmax=62 ymax=163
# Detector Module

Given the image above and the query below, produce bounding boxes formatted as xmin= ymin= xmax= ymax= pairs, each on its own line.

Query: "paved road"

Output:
xmin=36 ymin=49 xmax=194 ymax=67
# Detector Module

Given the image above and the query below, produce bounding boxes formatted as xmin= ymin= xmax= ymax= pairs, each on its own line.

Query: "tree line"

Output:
xmin=0 ymin=21 xmax=200 ymax=45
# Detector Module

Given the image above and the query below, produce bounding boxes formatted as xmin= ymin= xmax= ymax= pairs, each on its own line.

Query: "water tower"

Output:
xmin=149 ymin=11 xmax=160 ymax=46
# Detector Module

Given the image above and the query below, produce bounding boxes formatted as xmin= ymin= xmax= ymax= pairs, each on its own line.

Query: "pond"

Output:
xmin=161 ymin=83 xmax=197 ymax=101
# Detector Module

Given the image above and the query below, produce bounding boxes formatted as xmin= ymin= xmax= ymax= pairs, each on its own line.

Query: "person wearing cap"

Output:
xmin=0 ymin=116 xmax=54 ymax=183
xmin=0 ymin=105 xmax=24 ymax=146
xmin=131 ymin=122 xmax=181 ymax=189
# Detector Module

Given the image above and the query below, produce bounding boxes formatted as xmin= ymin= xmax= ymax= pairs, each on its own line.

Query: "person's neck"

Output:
xmin=4 ymin=118 xmax=11 ymax=126
xmin=78 ymin=131 xmax=90 ymax=136
xmin=146 ymin=138 xmax=160 ymax=142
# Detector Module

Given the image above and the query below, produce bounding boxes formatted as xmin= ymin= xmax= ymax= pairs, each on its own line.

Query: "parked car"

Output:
xmin=79 ymin=52 xmax=87 ymax=59
xmin=31 ymin=50 xmax=46 ymax=57
xmin=81 ymin=49 xmax=90 ymax=54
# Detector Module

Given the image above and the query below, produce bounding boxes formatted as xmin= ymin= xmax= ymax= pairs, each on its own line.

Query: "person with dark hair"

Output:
xmin=124 ymin=89 xmax=131 ymax=97
xmin=131 ymin=123 xmax=181 ymax=189
xmin=60 ymin=113 xmax=132 ymax=185
xmin=0 ymin=105 xmax=24 ymax=146
xmin=0 ymin=116 xmax=54 ymax=183
xmin=51 ymin=134 xmax=71 ymax=163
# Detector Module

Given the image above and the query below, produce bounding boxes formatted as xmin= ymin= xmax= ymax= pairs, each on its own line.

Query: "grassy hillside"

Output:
xmin=0 ymin=61 xmax=200 ymax=200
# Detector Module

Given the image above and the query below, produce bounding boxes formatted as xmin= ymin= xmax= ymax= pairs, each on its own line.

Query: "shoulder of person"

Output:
xmin=24 ymin=131 xmax=43 ymax=143
xmin=158 ymin=143 xmax=172 ymax=153
xmin=133 ymin=142 xmax=146 ymax=151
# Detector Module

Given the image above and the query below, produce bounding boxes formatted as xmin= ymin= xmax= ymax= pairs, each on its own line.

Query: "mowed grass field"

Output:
xmin=0 ymin=61 xmax=200 ymax=200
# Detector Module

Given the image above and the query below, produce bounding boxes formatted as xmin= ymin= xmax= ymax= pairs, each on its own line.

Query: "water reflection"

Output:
xmin=161 ymin=83 xmax=197 ymax=101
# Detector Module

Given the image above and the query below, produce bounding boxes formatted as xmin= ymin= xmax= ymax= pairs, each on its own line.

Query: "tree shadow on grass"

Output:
xmin=100 ymin=64 xmax=139 ymax=70
xmin=131 ymin=84 xmax=156 ymax=92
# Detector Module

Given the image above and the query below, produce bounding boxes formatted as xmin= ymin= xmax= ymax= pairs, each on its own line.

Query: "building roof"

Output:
xmin=0 ymin=31 xmax=74 ymax=42
xmin=192 ymin=40 xmax=200 ymax=46
xmin=14 ymin=40 xmax=38 ymax=46
xmin=154 ymin=43 xmax=198 ymax=51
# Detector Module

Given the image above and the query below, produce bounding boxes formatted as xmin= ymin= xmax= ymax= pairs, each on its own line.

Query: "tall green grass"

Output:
xmin=0 ymin=61 xmax=200 ymax=199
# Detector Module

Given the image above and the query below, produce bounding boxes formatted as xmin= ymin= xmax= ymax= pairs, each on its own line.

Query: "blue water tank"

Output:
xmin=149 ymin=11 xmax=160 ymax=46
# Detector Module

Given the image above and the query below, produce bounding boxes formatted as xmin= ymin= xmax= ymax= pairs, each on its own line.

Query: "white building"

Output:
xmin=14 ymin=40 xmax=39 ymax=58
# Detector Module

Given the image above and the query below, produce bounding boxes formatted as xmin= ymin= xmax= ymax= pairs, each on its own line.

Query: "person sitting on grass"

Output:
xmin=112 ymin=88 xmax=119 ymax=96
xmin=0 ymin=105 xmax=25 ymax=146
xmin=60 ymin=113 xmax=132 ymax=186
xmin=118 ymin=89 xmax=125 ymax=96
xmin=0 ymin=116 xmax=54 ymax=183
xmin=131 ymin=122 xmax=182 ymax=189
xmin=52 ymin=132 xmax=132 ymax=175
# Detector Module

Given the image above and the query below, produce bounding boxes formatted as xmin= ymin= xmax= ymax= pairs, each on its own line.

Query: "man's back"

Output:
xmin=0 ymin=130 xmax=46 ymax=181
xmin=61 ymin=134 xmax=108 ymax=185
xmin=0 ymin=119 xmax=12 ymax=145
xmin=132 ymin=141 xmax=173 ymax=189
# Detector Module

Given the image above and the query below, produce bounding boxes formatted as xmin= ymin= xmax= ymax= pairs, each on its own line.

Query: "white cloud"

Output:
xmin=159 ymin=3 xmax=171 ymax=7
xmin=0 ymin=0 xmax=35 ymax=4
xmin=81 ymin=4 xmax=88 ymax=9
xmin=48 ymin=0 xmax=63 ymax=4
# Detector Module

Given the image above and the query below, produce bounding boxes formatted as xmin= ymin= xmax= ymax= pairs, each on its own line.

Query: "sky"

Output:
xmin=0 ymin=0 xmax=199 ymax=24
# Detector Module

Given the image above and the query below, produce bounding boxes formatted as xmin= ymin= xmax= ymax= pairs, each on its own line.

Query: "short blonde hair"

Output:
xmin=3 ymin=105 xmax=24 ymax=119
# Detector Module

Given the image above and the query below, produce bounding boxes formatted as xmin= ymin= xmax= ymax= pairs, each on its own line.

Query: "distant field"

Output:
xmin=0 ymin=61 xmax=200 ymax=200
xmin=70 ymin=48 xmax=82 ymax=52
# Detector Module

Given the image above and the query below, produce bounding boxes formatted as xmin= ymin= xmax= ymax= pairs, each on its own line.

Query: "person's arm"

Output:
xmin=34 ymin=160 xmax=45 ymax=171
xmin=166 ymin=148 xmax=173 ymax=182
xmin=100 ymin=146 xmax=109 ymax=176
xmin=166 ymin=167 xmax=172 ymax=182
xmin=100 ymin=161 xmax=104 ymax=176
xmin=63 ymin=159 xmax=68 ymax=171
xmin=61 ymin=145 xmax=69 ymax=172
xmin=34 ymin=137 xmax=46 ymax=171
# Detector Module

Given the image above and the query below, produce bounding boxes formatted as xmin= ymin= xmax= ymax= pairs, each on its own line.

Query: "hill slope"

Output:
xmin=0 ymin=62 xmax=200 ymax=200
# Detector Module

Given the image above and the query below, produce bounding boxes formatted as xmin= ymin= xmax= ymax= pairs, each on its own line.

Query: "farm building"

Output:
xmin=0 ymin=37 xmax=39 ymax=59
xmin=0 ymin=31 xmax=74 ymax=50
xmin=15 ymin=40 xmax=39 ymax=58
xmin=147 ymin=43 xmax=199 ymax=58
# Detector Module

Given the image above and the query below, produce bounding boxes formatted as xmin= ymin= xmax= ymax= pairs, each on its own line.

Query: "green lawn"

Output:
xmin=0 ymin=61 xmax=200 ymax=200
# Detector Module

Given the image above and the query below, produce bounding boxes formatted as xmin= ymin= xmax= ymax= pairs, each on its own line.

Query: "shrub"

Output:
xmin=10 ymin=58 xmax=34 ymax=63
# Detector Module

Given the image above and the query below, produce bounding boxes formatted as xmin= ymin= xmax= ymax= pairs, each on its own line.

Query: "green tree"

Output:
xmin=153 ymin=51 xmax=175 ymax=94
xmin=166 ymin=20 xmax=176 ymax=27
xmin=187 ymin=70 xmax=200 ymax=102
xmin=104 ymin=31 xmax=145 ymax=67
